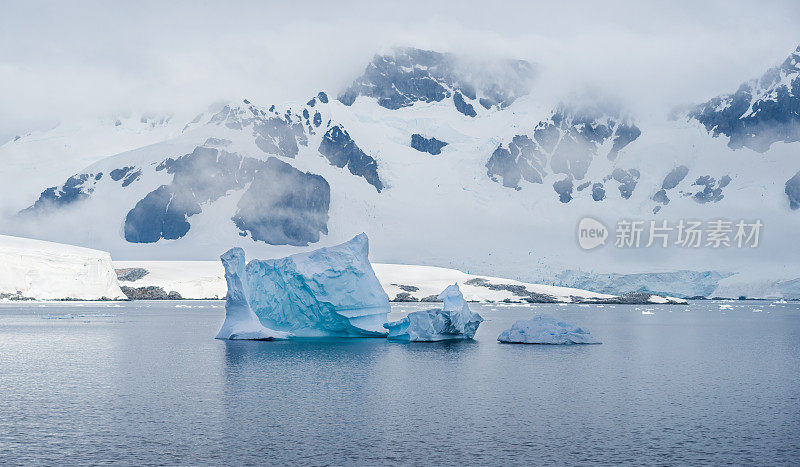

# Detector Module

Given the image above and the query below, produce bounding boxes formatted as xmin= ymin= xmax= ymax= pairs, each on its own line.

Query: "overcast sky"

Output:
xmin=1 ymin=0 xmax=799 ymax=142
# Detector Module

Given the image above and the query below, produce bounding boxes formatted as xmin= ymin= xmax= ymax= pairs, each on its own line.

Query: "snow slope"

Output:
xmin=114 ymin=260 xmax=227 ymax=299
xmin=0 ymin=108 xmax=214 ymax=217
xmin=113 ymin=259 xmax=680 ymax=303
xmin=5 ymin=46 xmax=800 ymax=298
xmin=0 ymin=235 xmax=125 ymax=300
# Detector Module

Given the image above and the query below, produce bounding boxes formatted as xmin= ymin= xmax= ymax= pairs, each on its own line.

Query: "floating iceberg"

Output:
xmin=497 ymin=315 xmax=601 ymax=344
xmin=224 ymin=233 xmax=390 ymax=337
xmin=215 ymin=248 xmax=291 ymax=340
xmin=384 ymin=283 xmax=483 ymax=341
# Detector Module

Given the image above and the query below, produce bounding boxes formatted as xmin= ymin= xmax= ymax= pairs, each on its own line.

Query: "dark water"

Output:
xmin=0 ymin=300 xmax=798 ymax=465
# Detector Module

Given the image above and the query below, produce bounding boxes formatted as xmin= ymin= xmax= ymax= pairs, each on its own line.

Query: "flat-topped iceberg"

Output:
xmin=497 ymin=315 xmax=601 ymax=344
xmin=384 ymin=283 xmax=483 ymax=341
xmin=215 ymin=248 xmax=291 ymax=340
xmin=223 ymin=233 xmax=390 ymax=337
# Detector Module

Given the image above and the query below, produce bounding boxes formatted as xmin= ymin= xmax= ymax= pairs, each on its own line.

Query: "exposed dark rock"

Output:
xmin=591 ymin=183 xmax=606 ymax=201
xmin=453 ymin=91 xmax=476 ymax=117
xmin=392 ymin=292 xmax=419 ymax=302
xmin=0 ymin=291 xmax=35 ymax=301
xmin=486 ymin=135 xmax=546 ymax=188
xmin=608 ymin=123 xmax=641 ymax=160
xmin=464 ymin=277 xmax=558 ymax=303
xmin=253 ymin=117 xmax=303 ymax=158
xmin=110 ymin=166 xmax=134 ymax=181
xmin=21 ymin=173 xmax=95 ymax=213
xmin=121 ymin=169 xmax=141 ymax=187
xmin=573 ymin=292 xmax=685 ymax=305
xmin=120 ymin=286 xmax=182 ymax=300
xmin=209 ymin=102 xmax=307 ymax=158
xmin=126 ymin=145 xmax=330 ymax=245
xmin=126 ymin=146 xmax=261 ymax=243
xmin=662 ymin=165 xmax=689 ymax=190
xmin=115 ymin=267 xmax=149 ymax=282
xmin=486 ymin=104 xmax=640 ymax=200
xmin=785 ymin=170 xmax=800 ymax=209
xmin=395 ymin=284 xmax=419 ymax=292
xmin=338 ymin=47 xmax=533 ymax=111
xmin=611 ymin=168 xmax=640 ymax=199
xmin=553 ymin=177 xmax=573 ymax=203
xmin=692 ymin=175 xmax=727 ymax=203
xmin=410 ymin=134 xmax=448 ymax=155
xmin=420 ymin=295 xmax=441 ymax=302
xmin=232 ymin=158 xmax=330 ymax=246
xmin=318 ymin=125 xmax=383 ymax=191
xmin=689 ymin=45 xmax=800 ymax=152
xmin=653 ymin=189 xmax=669 ymax=205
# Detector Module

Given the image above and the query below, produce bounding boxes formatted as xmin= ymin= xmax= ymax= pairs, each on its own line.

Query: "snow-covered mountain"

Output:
xmin=5 ymin=45 xmax=800 ymax=298
xmin=689 ymin=45 xmax=800 ymax=153
xmin=0 ymin=107 xmax=217 ymax=216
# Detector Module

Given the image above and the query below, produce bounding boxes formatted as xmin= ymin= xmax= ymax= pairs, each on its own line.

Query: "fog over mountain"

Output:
xmin=2 ymin=0 xmax=799 ymax=142
xmin=2 ymin=0 xmax=800 ymax=298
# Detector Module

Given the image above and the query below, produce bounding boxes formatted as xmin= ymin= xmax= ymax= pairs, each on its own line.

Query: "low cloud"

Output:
xmin=1 ymin=0 xmax=799 ymax=142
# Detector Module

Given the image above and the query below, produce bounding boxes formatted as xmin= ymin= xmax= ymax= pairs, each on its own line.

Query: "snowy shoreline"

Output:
xmin=111 ymin=260 xmax=686 ymax=304
xmin=1 ymin=235 xmax=686 ymax=304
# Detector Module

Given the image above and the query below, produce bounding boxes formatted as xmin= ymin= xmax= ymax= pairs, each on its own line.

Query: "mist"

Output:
xmin=2 ymin=0 xmax=799 ymax=143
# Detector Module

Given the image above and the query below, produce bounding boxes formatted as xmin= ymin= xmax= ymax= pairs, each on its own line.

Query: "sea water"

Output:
xmin=0 ymin=300 xmax=798 ymax=464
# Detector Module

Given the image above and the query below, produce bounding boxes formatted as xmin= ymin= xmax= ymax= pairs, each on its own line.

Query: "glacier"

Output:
xmin=384 ymin=283 xmax=483 ymax=341
xmin=554 ymin=270 xmax=732 ymax=299
xmin=215 ymin=248 xmax=290 ymax=340
xmin=8 ymin=45 xmax=800 ymax=299
xmin=231 ymin=233 xmax=390 ymax=337
xmin=0 ymin=235 xmax=125 ymax=300
xmin=497 ymin=315 xmax=601 ymax=345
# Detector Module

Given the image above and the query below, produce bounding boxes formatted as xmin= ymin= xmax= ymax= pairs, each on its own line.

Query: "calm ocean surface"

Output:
xmin=0 ymin=300 xmax=798 ymax=465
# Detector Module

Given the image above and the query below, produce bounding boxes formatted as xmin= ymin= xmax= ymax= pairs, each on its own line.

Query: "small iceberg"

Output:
xmin=384 ymin=283 xmax=484 ymax=341
xmin=220 ymin=233 xmax=390 ymax=337
xmin=497 ymin=315 xmax=601 ymax=345
xmin=215 ymin=248 xmax=291 ymax=341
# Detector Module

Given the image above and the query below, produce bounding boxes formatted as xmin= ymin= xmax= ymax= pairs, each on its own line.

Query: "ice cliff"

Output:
xmin=226 ymin=233 xmax=390 ymax=337
xmin=497 ymin=315 xmax=601 ymax=344
xmin=0 ymin=235 xmax=125 ymax=300
xmin=215 ymin=248 xmax=291 ymax=340
xmin=384 ymin=283 xmax=484 ymax=341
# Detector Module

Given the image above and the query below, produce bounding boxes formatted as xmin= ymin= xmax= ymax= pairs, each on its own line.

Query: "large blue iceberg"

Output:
xmin=220 ymin=233 xmax=390 ymax=337
xmin=215 ymin=248 xmax=291 ymax=340
xmin=497 ymin=315 xmax=601 ymax=344
xmin=384 ymin=284 xmax=484 ymax=341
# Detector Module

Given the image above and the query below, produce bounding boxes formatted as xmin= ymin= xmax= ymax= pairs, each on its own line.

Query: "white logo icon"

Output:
xmin=577 ymin=217 xmax=608 ymax=250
